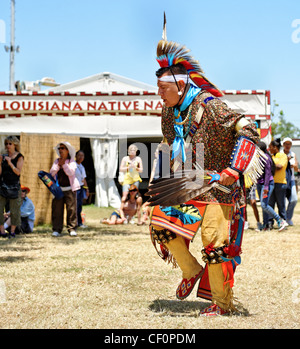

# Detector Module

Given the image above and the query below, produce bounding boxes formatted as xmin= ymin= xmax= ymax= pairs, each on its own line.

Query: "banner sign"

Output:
xmin=0 ymin=96 xmax=163 ymax=113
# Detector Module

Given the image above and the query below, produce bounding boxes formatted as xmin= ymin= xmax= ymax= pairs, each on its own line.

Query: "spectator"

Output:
xmin=245 ymin=184 xmax=263 ymax=231
xmin=4 ymin=185 xmax=35 ymax=234
xmin=256 ymin=141 xmax=287 ymax=231
xmin=295 ymin=166 xmax=300 ymax=193
xmin=75 ymin=150 xmax=89 ymax=228
xmin=101 ymin=184 xmax=142 ymax=225
xmin=244 ymin=121 xmax=263 ymax=231
xmin=268 ymin=138 xmax=289 ymax=229
xmin=140 ymin=201 xmax=151 ymax=225
xmin=282 ymin=137 xmax=298 ymax=226
xmin=0 ymin=136 xmax=24 ymax=238
xmin=50 ymin=142 xmax=80 ymax=237
xmin=137 ymin=146 xmax=160 ymax=226
xmin=119 ymin=144 xmax=143 ymax=201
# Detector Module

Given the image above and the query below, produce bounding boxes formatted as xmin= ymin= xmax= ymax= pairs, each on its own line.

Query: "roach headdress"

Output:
xmin=156 ymin=40 xmax=224 ymax=97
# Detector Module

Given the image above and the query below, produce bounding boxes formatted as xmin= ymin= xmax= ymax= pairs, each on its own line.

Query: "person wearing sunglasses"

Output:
xmin=101 ymin=184 xmax=143 ymax=225
xmin=0 ymin=136 xmax=24 ymax=238
xmin=50 ymin=142 xmax=80 ymax=237
xmin=3 ymin=185 xmax=35 ymax=234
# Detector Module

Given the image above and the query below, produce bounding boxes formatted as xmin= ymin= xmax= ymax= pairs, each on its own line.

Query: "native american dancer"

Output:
xmin=146 ymin=39 xmax=266 ymax=316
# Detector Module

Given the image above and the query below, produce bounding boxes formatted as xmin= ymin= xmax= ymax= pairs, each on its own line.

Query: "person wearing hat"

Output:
xmin=19 ymin=185 xmax=35 ymax=233
xmin=50 ymin=142 xmax=80 ymax=237
xmin=282 ymin=137 xmax=298 ymax=225
xmin=148 ymin=39 xmax=264 ymax=316
xmin=3 ymin=185 xmax=35 ymax=234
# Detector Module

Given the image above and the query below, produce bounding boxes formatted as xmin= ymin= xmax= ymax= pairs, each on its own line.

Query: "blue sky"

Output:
xmin=0 ymin=0 xmax=299 ymax=128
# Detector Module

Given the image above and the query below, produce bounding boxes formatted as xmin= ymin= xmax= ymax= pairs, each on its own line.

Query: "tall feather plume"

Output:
xmin=162 ymin=12 xmax=167 ymax=41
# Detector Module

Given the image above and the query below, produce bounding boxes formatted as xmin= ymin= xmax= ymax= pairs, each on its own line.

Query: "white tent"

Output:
xmin=48 ymin=72 xmax=158 ymax=93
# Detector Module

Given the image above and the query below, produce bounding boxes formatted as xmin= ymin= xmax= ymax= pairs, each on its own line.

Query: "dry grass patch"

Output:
xmin=0 ymin=202 xmax=299 ymax=329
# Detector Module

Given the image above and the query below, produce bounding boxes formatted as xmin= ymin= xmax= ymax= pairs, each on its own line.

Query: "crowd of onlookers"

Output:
xmin=245 ymin=137 xmax=298 ymax=231
xmin=0 ymin=135 xmax=298 ymax=237
xmin=0 ymin=136 xmax=92 ymax=238
xmin=0 ymin=137 xmax=150 ymax=238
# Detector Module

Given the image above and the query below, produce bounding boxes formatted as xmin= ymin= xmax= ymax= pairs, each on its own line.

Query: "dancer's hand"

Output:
xmin=219 ymin=168 xmax=239 ymax=186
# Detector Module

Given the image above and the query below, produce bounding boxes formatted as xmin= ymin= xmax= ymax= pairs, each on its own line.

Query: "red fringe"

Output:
xmin=204 ymin=242 xmax=215 ymax=254
xmin=160 ymin=244 xmax=169 ymax=260
xmin=222 ymin=261 xmax=234 ymax=289
xmin=223 ymin=244 xmax=242 ymax=258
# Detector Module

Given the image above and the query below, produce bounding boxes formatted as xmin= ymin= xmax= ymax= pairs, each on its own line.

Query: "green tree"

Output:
xmin=271 ymin=100 xmax=300 ymax=139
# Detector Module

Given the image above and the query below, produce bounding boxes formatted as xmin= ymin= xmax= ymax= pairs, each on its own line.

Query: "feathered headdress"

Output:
xmin=156 ymin=40 xmax=223 ymax=97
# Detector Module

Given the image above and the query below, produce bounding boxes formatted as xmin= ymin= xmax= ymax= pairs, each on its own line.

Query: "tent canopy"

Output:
xmin=0 ymin=115 xmax=162 ymax=139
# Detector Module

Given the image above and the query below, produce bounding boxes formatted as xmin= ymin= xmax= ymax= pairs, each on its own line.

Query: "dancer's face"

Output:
xmin=157 ymin=73 xmax=185 ymax=108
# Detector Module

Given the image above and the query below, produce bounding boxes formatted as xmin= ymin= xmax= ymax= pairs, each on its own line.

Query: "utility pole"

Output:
xmin=9 ymin=0 xmax=15 ymax=90
xmin=4 ymin=0 xmax=19 ymax=91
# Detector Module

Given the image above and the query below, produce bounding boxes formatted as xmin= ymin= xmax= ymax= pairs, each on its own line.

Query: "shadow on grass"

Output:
xmin=149 ymin=298 xmax=251 ymax=317
xmin=149 ymin=298 xmax=206 ymax=316
xmin=0 ymin=233 xmax=45 ymax=248
xmin=16 ymin=224 xmax=149 ymax=247
xmin=0 ymin=255 xmax=35 ymax=264
xmin=83 ymin=224 xmax=148 ymax=236
xmin=0 ymin=233 xmax=43 ymax=263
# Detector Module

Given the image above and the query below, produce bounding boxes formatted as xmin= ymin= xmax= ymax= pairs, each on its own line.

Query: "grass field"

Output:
xmin=0 ymin=199 xmax=299 ymax=329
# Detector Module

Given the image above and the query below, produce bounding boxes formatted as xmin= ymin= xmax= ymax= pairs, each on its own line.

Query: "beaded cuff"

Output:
xmin=229 ymin=136 xmax=266 ymax=183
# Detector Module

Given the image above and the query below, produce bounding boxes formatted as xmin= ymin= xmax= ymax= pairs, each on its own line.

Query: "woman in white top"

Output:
xmin=75 ymin=150 xmax=89 ymax=228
